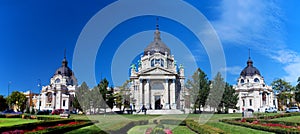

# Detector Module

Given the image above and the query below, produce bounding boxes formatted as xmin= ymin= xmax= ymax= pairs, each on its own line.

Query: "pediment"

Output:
xmin=140 ymin=67 xmax=176 ymax=75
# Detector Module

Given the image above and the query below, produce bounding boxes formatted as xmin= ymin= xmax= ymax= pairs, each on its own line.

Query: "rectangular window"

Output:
xmin=249 ymin=99 xmax=252 ymax=106
xmin=243 ymin=100 xmax=245 ymax=106
xmin=39 ymin=101 xmax=41 ymax=106
xmin=63 ymin=100 xmax=66 ymax=107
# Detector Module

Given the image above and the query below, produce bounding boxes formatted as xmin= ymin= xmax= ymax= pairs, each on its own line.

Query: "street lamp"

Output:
xmin=7 ymin=81 xmax=11 ymax=97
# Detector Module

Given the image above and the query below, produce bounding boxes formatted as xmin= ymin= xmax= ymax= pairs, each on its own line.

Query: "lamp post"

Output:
xmin=7 ymin=81 xmax=11 ymax=97
xmin=37 ymin=79 xmax=41 ymax=111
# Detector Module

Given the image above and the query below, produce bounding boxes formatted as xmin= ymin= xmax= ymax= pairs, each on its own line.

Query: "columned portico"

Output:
xmin=129 ymin=22 xmax=185 ymax=112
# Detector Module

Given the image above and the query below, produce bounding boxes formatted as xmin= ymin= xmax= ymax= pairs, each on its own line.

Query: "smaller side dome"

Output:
xmin=240 ymin=58 xmax=261 ymax=76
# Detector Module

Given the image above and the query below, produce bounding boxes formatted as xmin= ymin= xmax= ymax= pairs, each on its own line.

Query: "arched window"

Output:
xmin=254 ymin=78 xmax=260 ymax=83
xmin=160 ymin=59 xmax=164 ymax=67
xmin=55 ymin=78 xmax=60 ymax=83
xmin=240 ymin=79 xmax=244 ymax=84
xmin=151 ymin=59 xmax=155 ymax=67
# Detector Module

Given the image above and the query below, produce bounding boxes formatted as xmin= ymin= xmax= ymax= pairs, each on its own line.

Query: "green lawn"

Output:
xmin=67 ymin=113 xmax=279 ymax=134
xmin=271 ymin=115 xmax=300 ymax=122
xmin=0 ymin=118 xmax=39 ymax=127
xmin=127 ymin=124 xmax=196 ymax=134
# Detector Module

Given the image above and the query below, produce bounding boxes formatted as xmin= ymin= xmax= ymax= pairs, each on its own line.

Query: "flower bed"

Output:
xmin=220 ymin=118 xmax=300 ymax=133
xmin=0 ymin=119 xmax=94 ymax=133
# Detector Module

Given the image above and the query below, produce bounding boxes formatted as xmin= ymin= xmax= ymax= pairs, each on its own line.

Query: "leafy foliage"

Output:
xmin=186 ymin=68 xmax=210 ymax=113
xmin=0 ymin=95 xmax=8 ymax=111
xmin=75 ymin=82 xmax=91 ymax=113
xmin=6 ymin=91 xmax=27 ymax=112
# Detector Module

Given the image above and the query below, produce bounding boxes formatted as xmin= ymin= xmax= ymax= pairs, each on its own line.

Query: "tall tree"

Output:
xmin=295 ymin=77 xmax=300 ymax=104
xmin=0 ymin=95 xmax=8 ymax=111
xmin=271 ymin=79 xmax=294 ymax=92
xmin=208 ymin=72 xmax=225 ymax=112
xmin=98 ymin=78 xmax=109 ymax=113
xmin=75 ymin=82 xmax=91 ymax=113
xmin=119 ymin=80 xmax=131 ymax=110
xmin=221 ymin=83 xmax=239 ymax=113
xmin=271 ymin=79 xmax=294 ymax=109
xmin=6 ymin=91 xmax=27 ymax=112
xmin=186 ymin=68 xmax=209 ymax=113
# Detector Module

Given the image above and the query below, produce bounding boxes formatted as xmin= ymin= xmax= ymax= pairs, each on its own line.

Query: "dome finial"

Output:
xmin=62 ymin=48 xmax=68 ymax=67
xmin=247 ymin=48 xmax=253 ymax=66
xmin=154 ymin=17 xmax=161 ymax=41
xmin=156 ymin=17 xmax=159 ymax=30
xmin=248 ymin=48 xmax=251 ymax=59
xmin=64 ymin=48 xmax=66 ymax=59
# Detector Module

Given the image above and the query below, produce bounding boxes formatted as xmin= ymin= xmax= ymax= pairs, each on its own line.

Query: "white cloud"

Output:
xmin=212 ymin=0 xmax=300 ymax=84
xmin=221 ymin=66 xmax=243 ymax=75
xmin=283 ymin=62 xmax=300 ymax=84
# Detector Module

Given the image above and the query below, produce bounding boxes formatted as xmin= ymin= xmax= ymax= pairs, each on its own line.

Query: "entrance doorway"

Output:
xmin=155 ymin=96 xmax=162 ymax=110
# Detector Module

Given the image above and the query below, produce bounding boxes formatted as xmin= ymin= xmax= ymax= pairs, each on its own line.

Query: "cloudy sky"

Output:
xmin=0 ymin=0 xmax=300 ymax=96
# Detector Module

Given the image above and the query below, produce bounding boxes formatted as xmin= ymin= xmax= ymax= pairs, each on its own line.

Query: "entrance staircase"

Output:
xmin=134 ymin=109 xmax=184 ymax=115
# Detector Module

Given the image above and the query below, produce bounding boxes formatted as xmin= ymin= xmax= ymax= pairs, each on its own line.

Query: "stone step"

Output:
xmin=134 ymin=109 xmax=184 ymax=115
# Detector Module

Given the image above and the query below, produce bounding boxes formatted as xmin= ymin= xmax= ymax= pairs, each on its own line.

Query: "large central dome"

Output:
xmin=144 ymin=26 xmax=171 ymax=55
xmin=240 ymin=58 xmax=261 ymax=76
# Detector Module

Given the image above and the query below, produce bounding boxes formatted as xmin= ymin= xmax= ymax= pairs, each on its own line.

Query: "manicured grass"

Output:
xmin=127 ymin=124 xmax=155 ymax=134
xmin=0 ymin=118 xmax=38 ymax=127
xmin=127 ymin=124 xmax=196 ymax=134
xmin=68 ymin=113 xmax=286 ymax=133
xmin=271 ymin=115 xmax=300 ymax=122
xmin=65 ymin=125 xmax=106 ymax=134
xmin=171 ymin=126 xmax=196 ymax=134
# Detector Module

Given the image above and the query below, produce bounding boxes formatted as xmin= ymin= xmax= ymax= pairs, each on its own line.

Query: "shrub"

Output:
xmin=5 ymin=114 xmax=21 ymax=118
xmin=150 ymin=127 xmax=165 ymax=134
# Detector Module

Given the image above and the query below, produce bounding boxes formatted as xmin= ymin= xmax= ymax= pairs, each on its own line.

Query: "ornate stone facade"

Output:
xmin=234 ymin=57 xmax=277 ymax=112
xmin=129 ymin=25 xmax=186 ymax=111
xmin=39 ymin=55 xmax=78 ymax=111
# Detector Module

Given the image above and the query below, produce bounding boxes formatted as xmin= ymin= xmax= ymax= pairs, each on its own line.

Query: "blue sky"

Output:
xmin=0 ymin=0 xmax=300 ymax=96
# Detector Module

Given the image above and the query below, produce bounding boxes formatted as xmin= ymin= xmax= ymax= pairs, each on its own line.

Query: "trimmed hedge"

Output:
xmin=186 ymin=120 xmax=225 ymax=134
xmin=0 ymin=114 xmax=22 ymax=118
xmin=37 ymin=116 xmax=60 ymax=120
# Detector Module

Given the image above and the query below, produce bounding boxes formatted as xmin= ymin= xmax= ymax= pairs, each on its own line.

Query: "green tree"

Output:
xmin=72 ymin=95 xmax=82 ymax=112
xmin=271 ymin=79 xmax=294 ymax=109
xmin=295 ymin=77 xmax=300 ymax=104
xmin=76 ymin=82 xmax=91 ymax=114
xmin=186 ymin=68 xmax=209 ymax=113
xmin=222 ymin=83 xmax=239 ymax=113
xmin=106 ymin=86 xmax=115 ymax=111
xmin=119 ymin=80 xmax=131 ymax=111
xmin=114 ymin=92 xmax=123 ymax=110
xmin=0 ymin=95 xmax=8 ymax=111
xmin=6 ymin=91 xmax=27 ymax=112
xmin=208 ymin=72 xmax=225 ymax=112
xmin=98 ymin=78 xmax=109 ymax=113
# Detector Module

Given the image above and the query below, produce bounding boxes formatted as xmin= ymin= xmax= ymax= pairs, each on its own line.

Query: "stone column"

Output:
xmin=166 ymin=79 xmax=171 ymax=109
xmin=52 ymin=92 xmax=56 ymax=110
xmin=170 ymin=79 xmax=176 ymax=109
xmin=139 ymin=79 xmax=144 ymax=109
xmin=145 ymin=79 xmax=150 ymax=109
